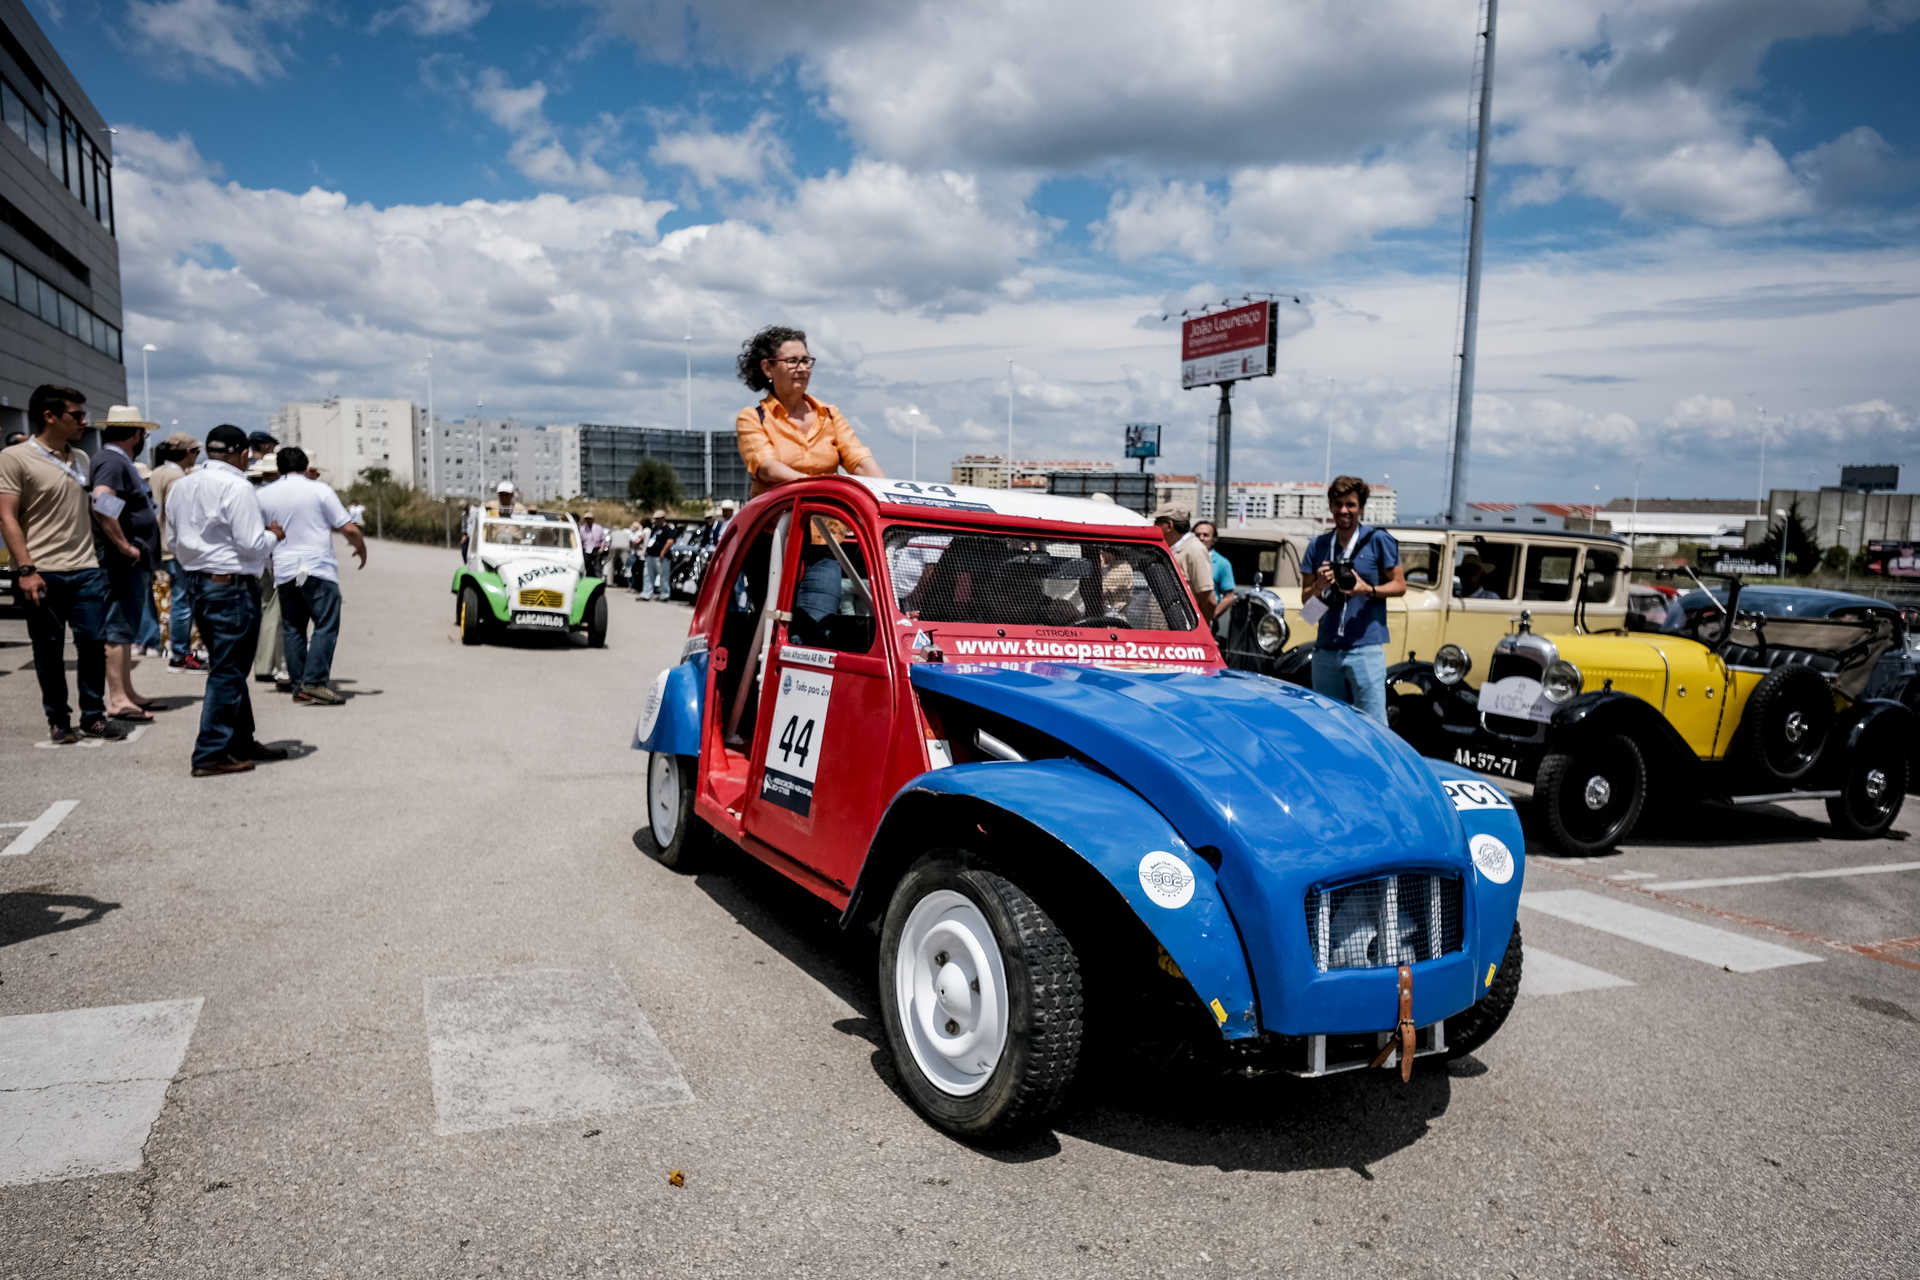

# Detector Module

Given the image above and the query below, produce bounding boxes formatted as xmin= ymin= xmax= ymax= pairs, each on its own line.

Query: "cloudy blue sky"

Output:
xmin=34 ymin=0 xmax=1920 ymax=513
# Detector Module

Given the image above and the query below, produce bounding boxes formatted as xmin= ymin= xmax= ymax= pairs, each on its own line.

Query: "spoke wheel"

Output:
xmin=878 ymin=858 xmax=1082 ymax=1141
xmin=644 ymin=753 xmax=706 ymax=871
xmin=1536 ymin=732 xmax=1646 ymax=856
xmin=1826 ymin=733 xmax=1907 ymax=839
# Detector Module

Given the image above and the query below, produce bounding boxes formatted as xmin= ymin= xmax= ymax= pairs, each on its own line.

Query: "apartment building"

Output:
xmin=270 ymin=397 xmax=420 ymax=487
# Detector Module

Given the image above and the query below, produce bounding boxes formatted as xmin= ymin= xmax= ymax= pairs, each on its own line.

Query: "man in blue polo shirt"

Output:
xmin=1300 ymin=475 xmax=1405 ymax=723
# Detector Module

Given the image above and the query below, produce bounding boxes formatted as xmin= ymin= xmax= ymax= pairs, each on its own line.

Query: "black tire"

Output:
xmin=1444 ymin=921 xmax=1522 ymax=1060
xmin=877 ymin=857 xmax=1083 ymax=1141
xmin=1536 ymin=732 xmax=1646 ymax=856
xmin=458 ymin=584 xmax=487 ymax=646
xmin=586 ymin=591 xmax=608 ymax=648
xmin=1825 ymin=730 xmax=1907 ymax=839
xmin=1739 ymin=665 xmax=1833 ymax=785
xmin=643 ymin=753 xmax=707 ymax=871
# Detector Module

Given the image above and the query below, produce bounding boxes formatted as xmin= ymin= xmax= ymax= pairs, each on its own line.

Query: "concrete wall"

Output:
xmin=1742 ymin=488 xmax=1920 ymax=551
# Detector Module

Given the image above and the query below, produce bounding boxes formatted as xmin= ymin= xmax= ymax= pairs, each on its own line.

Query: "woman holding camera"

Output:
xmin=1301 ymin=474 xmax=1405 ymax=724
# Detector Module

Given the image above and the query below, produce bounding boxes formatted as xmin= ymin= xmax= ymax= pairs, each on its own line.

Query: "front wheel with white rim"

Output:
xmin=643 ymin=752 xmax=706 ymax=871
xmin=877 ymin=857 xmax=1083 ymax=1141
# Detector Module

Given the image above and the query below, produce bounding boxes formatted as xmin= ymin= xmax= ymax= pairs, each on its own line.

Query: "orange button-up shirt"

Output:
xmin=735 ymin=394 xmax=874 ymax=497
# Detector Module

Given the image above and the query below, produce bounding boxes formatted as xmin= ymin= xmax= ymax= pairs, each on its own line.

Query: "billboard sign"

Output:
xmin=1865 ymin=541 xmax=1920 ymax=578
xmin=1123 ymin=423 xmax=1161 ymax=459
xmin=1181 ymin=301 xmax=1277 ymax=390
xmin=1842 ymin=464 xmax=1899 ymax=492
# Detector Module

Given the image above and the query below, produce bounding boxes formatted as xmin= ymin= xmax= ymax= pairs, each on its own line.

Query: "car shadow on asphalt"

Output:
xmin=650 ymin=830 xmax=1456 ymax=1172
xmin=0 ymin=890 xmax=121 ymax=948
xmin=1519 ymin=797 xmax=1906 ymax=853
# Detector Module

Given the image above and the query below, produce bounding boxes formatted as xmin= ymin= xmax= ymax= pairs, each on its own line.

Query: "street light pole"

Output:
xmin=1775 ymin=507 xmax=1788 ymax=579
xmin=1006 ymin=358 xmax=1015 ymax=490
xmin=907 ymin=407 xmax=921 ymax=481
xmin=140 ymin=343 xmax=156 ymax=415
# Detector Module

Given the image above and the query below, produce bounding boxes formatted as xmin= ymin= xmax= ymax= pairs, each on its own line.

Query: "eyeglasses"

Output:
xmin=767 ymin=356 xmax=816 ymax=370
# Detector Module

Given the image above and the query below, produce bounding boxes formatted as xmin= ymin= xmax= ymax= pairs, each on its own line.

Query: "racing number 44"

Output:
xmin=778 ymin=715 xmax=815 ymax=768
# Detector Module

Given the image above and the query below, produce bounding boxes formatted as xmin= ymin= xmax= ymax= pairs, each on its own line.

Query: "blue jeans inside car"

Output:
xmin=1311 ymin=643 xmax=1388 ymax=724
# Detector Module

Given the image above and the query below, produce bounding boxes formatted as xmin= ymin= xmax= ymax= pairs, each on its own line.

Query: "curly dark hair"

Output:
xmin=736 ymin=325 xmax=808 ymax=394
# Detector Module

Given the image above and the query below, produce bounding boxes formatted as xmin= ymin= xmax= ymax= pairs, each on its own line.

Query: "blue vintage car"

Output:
xmin=636 ymin=476 xmax=1526 ymax=1139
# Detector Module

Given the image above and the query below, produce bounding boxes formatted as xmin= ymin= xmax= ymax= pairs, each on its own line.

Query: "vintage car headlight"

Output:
xmin=1255 ymin=610 xmax=1287 ymax=654
xmin=1433 ymin=643 xmax=1471 ymax=686
xmin=1543 ymin=658 xmax=1583 ymax=703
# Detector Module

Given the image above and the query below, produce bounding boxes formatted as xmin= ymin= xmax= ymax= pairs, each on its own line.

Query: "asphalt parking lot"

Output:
xmin=2 ymin=538 xmax=1916 ymax=1279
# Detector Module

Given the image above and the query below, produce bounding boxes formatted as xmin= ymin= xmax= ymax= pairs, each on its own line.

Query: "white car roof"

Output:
xmin=853 ymin=477 xmax=1153 ymax=527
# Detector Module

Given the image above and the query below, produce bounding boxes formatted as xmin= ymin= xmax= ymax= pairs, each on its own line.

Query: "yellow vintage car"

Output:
xmin=1214 ymin=525 xmax=1630 ymax=692
xmin=1412 ymin=574 xmax=1911 ymax=855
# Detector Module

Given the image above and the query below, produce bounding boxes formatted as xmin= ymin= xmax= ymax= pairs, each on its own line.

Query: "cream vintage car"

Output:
xmin=1214 ymin=524 xmax=1632 ymax=697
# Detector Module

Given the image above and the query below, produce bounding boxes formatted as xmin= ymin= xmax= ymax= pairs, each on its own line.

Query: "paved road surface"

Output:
xmin=2 ymin=538 xmax=1916 ymax=1277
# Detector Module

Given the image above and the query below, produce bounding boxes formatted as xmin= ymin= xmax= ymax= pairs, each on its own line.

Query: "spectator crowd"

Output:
xmin=0 ymin=384 xmax=366 ymax=776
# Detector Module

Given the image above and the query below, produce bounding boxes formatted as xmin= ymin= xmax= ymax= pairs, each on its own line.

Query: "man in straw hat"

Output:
xmin=88 ymin=405 xmax=165 ymax=721
xmin=0 ymin=385 xmax=125 ymax=743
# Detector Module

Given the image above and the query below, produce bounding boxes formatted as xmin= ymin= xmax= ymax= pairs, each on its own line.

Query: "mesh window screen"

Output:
xmin=884 ymin=528 xmax=1199 ymax=631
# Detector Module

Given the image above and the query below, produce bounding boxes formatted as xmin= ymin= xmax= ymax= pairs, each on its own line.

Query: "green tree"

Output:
xmin=1751 ymin=498 xmax=1821 ymax=575
xmin=627 ymin=459 xmax=682 ymax=510
xmin=1822 ymin=544 xmax=1851 ymax=572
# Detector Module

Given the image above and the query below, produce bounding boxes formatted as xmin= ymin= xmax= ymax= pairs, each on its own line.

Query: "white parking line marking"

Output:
xmin=0 ymin=998 xmax=203 ymax=1187
xmin=1519 ymin=947 xmax=1635 ymax=998
xmin=1642 ymin=861 xmax=1920 ymax=892
xmin=1 ymin=800 xmax=79 ymax=857
xmin=424 ymin=969 xmax=692 ymax=1137
xmin=1607 ymin=871 xmax=1658 ymax=881
xmin=1522 ymin=889 xmax=1823 ymax=972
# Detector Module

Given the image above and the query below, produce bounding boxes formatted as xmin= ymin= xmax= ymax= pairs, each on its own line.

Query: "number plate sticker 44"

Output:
xmin=761 ymin=669 xmax=834 ymax=817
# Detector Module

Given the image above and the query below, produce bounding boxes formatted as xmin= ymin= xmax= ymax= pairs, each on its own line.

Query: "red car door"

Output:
xmin=743 ymin=501 xmax=897 ymax=894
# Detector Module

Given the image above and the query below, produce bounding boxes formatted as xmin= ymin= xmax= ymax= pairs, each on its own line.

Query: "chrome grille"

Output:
xmin=1306 ymin=874 xmax=1464 ymax=972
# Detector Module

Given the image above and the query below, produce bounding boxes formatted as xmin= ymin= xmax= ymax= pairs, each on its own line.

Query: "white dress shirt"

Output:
xmin=255 ymin=473 xmax=351 ymax=585
xmin=164 ymin=458 xmax=277 ymax=576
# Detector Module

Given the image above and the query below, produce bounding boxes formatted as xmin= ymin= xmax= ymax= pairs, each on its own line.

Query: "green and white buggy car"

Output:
xmin=451 ymin=508 xmax=609 ymax=647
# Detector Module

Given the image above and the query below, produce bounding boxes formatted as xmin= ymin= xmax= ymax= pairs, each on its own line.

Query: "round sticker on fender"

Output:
xmin=1138 ymin=850 xmax=1196 ymax=909
xmin=638 ymin=670 xmax=668 ymax=744
xmin=1470 ymin=833 xmax=1514 ymax=885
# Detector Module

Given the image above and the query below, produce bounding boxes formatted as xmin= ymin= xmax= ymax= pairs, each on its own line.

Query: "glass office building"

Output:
xmin=0 ymin=0 xmax=124 ymax=443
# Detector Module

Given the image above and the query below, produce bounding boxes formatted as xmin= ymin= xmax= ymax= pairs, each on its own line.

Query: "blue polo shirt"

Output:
xmin=1302 ymin=524 xmax=1399 ymax=650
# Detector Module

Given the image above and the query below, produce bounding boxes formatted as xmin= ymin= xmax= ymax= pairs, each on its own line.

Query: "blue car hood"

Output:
xmin=910 ymin=661 xmax=1464 ymax=871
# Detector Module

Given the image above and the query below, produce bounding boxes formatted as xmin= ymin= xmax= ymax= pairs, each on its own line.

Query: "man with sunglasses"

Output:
xmin=0 ymin=385 xmax=125 ymax=743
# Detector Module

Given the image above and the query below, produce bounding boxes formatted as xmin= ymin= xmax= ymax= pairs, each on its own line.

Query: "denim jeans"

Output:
xmin=184 ymin=574 xmax=261 ymax=769
xmin=99 ymin=562 xmax=151 ymax=645
xmin=278 ymin=576 xmax=342 ymax=687
xmin=792 ymin=552 xmax=842 ymax=640
xmin=642 ymin=555 xmax=670 ymax=598
xmin=26 ymin=567 xmax=108 ymax=725
xmin=1311 ymin=642 xmax=1389 ymax=724
xmin=165 ymin=558 xmax=194 ymax=660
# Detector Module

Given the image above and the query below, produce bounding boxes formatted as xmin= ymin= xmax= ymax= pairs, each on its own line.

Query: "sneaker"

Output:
xmin=79 ymin=717 xmax=129 ymax=741
xmin=297 ymin=684 xmax=345 ymax=705
xmin=191 ymin=758 xmax=256 ymax=777
xmin=167 ymin=654 xmax=208 ymax=673
xmin=49 ymin=721 xmax=78 ymax=745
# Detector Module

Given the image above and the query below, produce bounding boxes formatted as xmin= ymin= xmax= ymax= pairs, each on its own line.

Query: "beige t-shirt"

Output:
xmin=148 ymin=461 xmax=185 ymax=557
xmin=1172 ymin=533 xmax=1214 ymax=606
xmin=0 ymin=440 xmax=97 ymax=573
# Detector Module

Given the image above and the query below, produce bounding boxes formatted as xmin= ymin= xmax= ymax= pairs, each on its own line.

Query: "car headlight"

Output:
xmin=1433 ymin=643 xmax=1471 ymax=686
xmin=1255 ymin=610 xmax=1287 ymax=654
xmin=1543 ymin=658 xmax=1583 ymax=703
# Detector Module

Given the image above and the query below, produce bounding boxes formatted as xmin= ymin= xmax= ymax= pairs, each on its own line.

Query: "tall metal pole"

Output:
xmin=425 ymin=347 xmax=434 ymax=496
xmin=1323 ymin=377 xmax=1335 ymax=485
xmin=140 ymin=343 xmax=154 ymax=415
xmin=1213 ymin=381 xmax=1233 ymax=527
xmin=1446 ymin=0 xmax=1497 ymax=523
xmin=1755 ymin=408 xmax=1767 ymax=516
xmin=1006 ymin=358 xmax=1015 ymax=489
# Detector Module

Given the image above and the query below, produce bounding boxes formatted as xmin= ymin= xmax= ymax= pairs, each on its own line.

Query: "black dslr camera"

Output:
xmin=1332 ymin=558 xmax=1359 ymax=593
